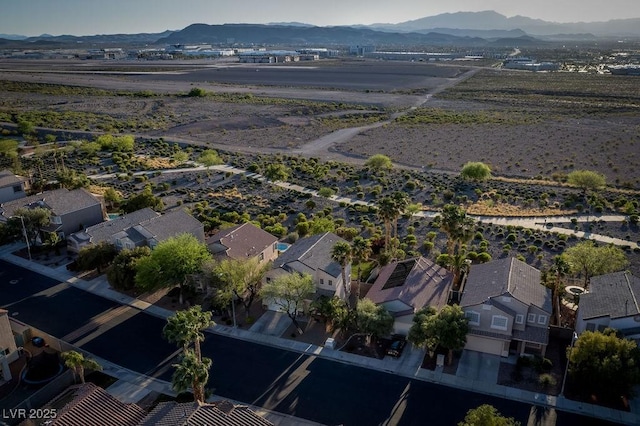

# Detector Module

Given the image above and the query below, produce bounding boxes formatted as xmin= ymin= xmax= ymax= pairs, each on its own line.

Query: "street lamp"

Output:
xmin=560 ymin=331 xmax=578 ymax=398
xmin=10 ymin=215 xmax=31 ymax=261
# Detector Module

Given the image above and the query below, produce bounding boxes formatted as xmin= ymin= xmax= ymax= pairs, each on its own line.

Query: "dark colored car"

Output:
xmin=386 ymin=339 xmax=406 ymax=358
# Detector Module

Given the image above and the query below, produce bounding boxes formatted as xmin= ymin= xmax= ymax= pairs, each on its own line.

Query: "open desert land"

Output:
xmin=1 ymin=59 xmax=639 ymax=186
xmin=1 ymin=58 xmax=639 ymax=275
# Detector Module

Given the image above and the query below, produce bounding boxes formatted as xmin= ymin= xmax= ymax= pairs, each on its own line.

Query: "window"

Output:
xmin=319 ymin=279 xmax=324 ymax=285
xmin=259 ymin=252 xmax=264 ymax=261
xmin=328 ymin=280 xmax=333 ymax=286
xmin=465 ymin=311 xmax=480 ymax=326
xmin=537 ymin=315 xmax=547 ymax=325
xmin=527 ymin=313 xmax=536 ymax=323
xmin=586 ymin=323 xmax=596 ymax=331
xmin=491 ymin=315 xmax=508 ymax=331
xmin=515 ymin=314 xmax=524 ymax=324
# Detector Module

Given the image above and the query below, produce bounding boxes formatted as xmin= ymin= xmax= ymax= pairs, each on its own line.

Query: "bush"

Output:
xmin=538 ymin=373 xmax=557 ymax=389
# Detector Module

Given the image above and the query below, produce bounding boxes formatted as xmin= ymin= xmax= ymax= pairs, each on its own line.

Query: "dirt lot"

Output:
xmin=1 ymin=59 xmax=638 ymax=188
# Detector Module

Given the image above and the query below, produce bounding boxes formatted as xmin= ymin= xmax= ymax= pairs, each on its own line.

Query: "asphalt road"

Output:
xmin=0 ymin=260 xmax=619 ymax=425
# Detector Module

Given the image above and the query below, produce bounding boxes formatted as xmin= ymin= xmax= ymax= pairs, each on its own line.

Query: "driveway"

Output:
xmin=248 ymin=310 xmax=290 ymax=336
xmin=456 ymin=350 xmax=501 ymax=383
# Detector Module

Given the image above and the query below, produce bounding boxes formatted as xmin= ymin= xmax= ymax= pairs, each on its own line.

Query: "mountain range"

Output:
xmin=1 ymin=11 xmax=639 ymax=48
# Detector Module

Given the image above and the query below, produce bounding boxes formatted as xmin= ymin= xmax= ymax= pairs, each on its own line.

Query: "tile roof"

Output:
xmin=43 ymin=382 xmax=146 ymax=426
xmin=273 ymin=232 xmax=345 ymax=278
xmin=579 ymin=271 xmax=640 ymax=320
xmin=140 ymin=208 xmax=202 ymax=242
xmin=367 ymin=257 xmax=453 ymax=314
xmin=460 ymin=257 xmax=551 ymax=313
xmin=207 ymin=222 xmax=277 ymax=259
xmin=0 ymin=169 xmax=26 ymax=187
xmin=0 ymin=188 xmax=101 ymax=218
xmin=140 ymin=400 xmax=273 ymax=426
xmin=83 ymin=208 xmax=159 ymax=243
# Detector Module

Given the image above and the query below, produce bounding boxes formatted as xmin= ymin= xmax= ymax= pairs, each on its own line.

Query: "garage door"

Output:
xmin=465 ymin=335 xmax=504 ymax=356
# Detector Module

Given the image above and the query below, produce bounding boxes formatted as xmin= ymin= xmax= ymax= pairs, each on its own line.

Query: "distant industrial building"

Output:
xmin=365 ymin=51 xmax=462 ymax=61
xmin=238 ymin=50 xmax=301 ymax=63
xmin=349 ymin=45 xmax=376 ymax=56
xmin=297 ymin=48 xmax=340 ymax=58
xmin=503 ymin=57 xmax=560 ymax=71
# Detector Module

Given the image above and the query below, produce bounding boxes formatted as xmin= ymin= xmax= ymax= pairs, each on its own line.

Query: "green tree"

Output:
xmin=198 ymin=149 xmax=223 ymax=167
xmin=56 ymin=168 xmax=90 ymax=189
xmin=308 ymin=216 xmax=335 ymax=235
xmin=122 ymin=186 xmax=164 ymax=213
xmin=354 ymin=298 xmax=393 ymax=340
xmin=61 ymin=351 xmax=102 ymax=384
xmin=17 ymin=119 xmax=35 ymax=137
xmin=0 ymin=139 xmax=19 ymax=158
xmin=264 ymin=163 xmax=289 ymax=182
xmin=418 ymin=305 xmax=469 ymax=365
xmin=568 ymin=329 xmax=640 ymax=404
xmin=407 ymin=306 xmax=439 ymax=355
xmin=163 ymin=306 xmax=214 ymax=364
xmin=172 ymin=151 xmax=189 ymax=163
xmin=549 ymin=256 xmax=570 ymax=326
xmin=562 ymin=241 xmax=628 ymax=287
xmin=331 ymin=241 xmax=352 ymax=300
xmin=206 ymin=257 xmax=271 ymax=318
xmin=460 ymin=162 xmax=492 ymax=181
xmin=135 ymin=233 xmax=212 ymax=304
xmin=171 ymin=348 xmax=212 ymax=403
xmin=351 ymin=236 xmax=372 ymax=284
xmin=310 ymin=295 xmax=350 ymax=333
xmin=9 ymin=207 xmax=51 ymax=247
xmin=260 ymin=272 xmax=314 ymax=333
xmin=96 ymin=134 xmax=135 ymax=152
xmin=106 ymin=246 xmax=151 ymax=290
xmin=103 ymin=187 xmax=123 ymax=211
xmin=458 ymin=404 xmax=520 ymax=426
xmin=365 ymin=154 xmax=393 ymax=171
xmin=439 ymin=204 xmax=475 ymax=256
xmin=376 ymin=196 xmax=398 ymax=254
xmin=76 ymin=242 xmax=118 ymax=274
xmin=567 ymin=170 xmax=606 ymax=193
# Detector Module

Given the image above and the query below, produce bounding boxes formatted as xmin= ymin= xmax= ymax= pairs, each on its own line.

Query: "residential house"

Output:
xmin=38 ymin=382 xmax=147 ymax=426
xmin=367 ymin=257 xmax=454 ymax=335
xmin=0 ymin=188 xmax=105 ymax=240
xmin=0 ymin=170 xmax=28 ymax=203
xmin=0 ymin=309 xmax=18 ymax=382
xmin=68 ymin=207 xmax=205 ymax=253
xmin=207 ymin=222 xmax=278 ymax=263
xmin=460 ymin=257 xmax=552 ymax=357
xmin=575 ymin=271 xmax=640 ymax=343
xmin=263 ymin=232 xmax=350 ymax=311
xmin=140 ymin=400 xmax=273 ymax=426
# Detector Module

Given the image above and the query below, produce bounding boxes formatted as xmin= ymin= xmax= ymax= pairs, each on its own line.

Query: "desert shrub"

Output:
xmin=477 ymin=252 xmax=492 ymax=263
xmin=188 ymin=87 xmax=207 ymax=97
xmin=538 ymin=373 xmax=557 ymax=389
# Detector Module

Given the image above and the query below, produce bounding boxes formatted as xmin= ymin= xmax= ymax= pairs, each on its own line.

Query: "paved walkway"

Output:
xmin=1 ymin=249 xmax=638 ymax=425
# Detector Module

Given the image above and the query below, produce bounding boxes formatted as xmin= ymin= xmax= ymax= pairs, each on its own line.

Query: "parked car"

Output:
xmin=386 ymin=338 xmax=406 ymax=358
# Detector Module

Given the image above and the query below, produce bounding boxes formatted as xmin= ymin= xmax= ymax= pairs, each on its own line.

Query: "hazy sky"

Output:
xmin=2 ymin=0 xmax=640 ymax=36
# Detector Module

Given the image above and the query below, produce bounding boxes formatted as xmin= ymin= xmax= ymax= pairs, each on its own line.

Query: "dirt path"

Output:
xmin=293 ymin=67 xmax=481 ymax=160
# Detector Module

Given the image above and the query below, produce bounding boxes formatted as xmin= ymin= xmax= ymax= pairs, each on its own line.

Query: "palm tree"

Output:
xmin=331 ymin=241 xmax=353 ymax=300
xmin=376 ymin=197 xmax=397 ymax=254
xmin=550 ymin=256 xmax=570 ymax=326
xmin=391 ymin=191 xmax=409 ymax=240
xmin=439 ymin=204 xmax=475 ymax=256
xmin=61 ymin=350 xmax=102 ymax=384
xmin=448 ymin=252 xmax=471 ymax=290
xmin=163 ymin=306 xmax=214 ymax=363
xmin=171 ymin=349 xmax=212 ymax=403
xmin=351 ymin=236 xmax=372 ymax=284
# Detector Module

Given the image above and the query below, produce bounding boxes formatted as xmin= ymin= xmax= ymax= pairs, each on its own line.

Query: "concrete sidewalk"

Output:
xmin=2 ymin=250 xmax=638 ymax=425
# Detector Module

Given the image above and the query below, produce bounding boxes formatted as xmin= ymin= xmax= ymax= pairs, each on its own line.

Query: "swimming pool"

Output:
xmin=276 ymin=242 xmax=290 ymax=252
